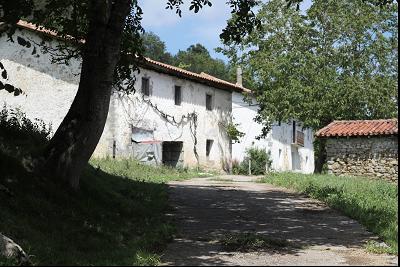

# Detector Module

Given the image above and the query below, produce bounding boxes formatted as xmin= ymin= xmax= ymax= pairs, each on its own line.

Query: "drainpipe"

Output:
xmin=248 ymin=158 xmax=252 ymax=176
xmin=236 ymin=66 xmax=243 ymax=87
xmin=113 ymin=140 xmax=116 ymax=159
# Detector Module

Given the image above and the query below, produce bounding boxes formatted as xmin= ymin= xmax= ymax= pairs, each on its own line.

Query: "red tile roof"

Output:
xmin=139 ymin=58 xmax=251 ymax=93
xmin=316 ymin=119 xmax=398 ymax=137
xmin=14 ymin=20 xmax=250 ymax=93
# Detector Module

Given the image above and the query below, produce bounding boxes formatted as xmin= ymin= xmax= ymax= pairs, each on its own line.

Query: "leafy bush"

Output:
xmin=0 ymin=105 xmax=51 ymax=156
xmin=225 ymin=121 xmax=245 ymax=144
xmin=233 ymin=147 xmax=272 ymax=175
xmin=232 ymin=159 xmax=241 ymax=175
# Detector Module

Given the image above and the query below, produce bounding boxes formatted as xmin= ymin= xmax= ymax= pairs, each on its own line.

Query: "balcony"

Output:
xmin=292 ymin=131 xmax=305 ymax=147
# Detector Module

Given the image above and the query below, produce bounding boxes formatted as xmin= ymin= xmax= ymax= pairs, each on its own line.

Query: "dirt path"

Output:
xmin=161 ymin=175 xmax=398 ymax=266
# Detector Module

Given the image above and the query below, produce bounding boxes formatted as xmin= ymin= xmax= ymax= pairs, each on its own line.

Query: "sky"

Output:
xmin=139 ymin=0 xmax=312 ymax=62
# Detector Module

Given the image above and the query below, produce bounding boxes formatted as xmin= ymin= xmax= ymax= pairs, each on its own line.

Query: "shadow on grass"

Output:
xmin=0 ymin=152 xmax=174 ymax=266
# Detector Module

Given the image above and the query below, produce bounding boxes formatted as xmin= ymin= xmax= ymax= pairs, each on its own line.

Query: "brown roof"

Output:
xmin=316 ymin=119 xmax=398 ymax=137
xmin=14 ymin=20 xmax=250 ymax=94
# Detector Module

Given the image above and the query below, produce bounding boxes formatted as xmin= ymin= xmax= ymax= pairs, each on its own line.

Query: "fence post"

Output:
xmin=248 ymin=158 xmax=252 ymax=176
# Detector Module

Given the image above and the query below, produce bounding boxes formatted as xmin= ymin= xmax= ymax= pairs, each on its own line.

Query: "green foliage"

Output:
xmin=233 ymin=147 xmax=272 ymax=175
xmin=365 ymin=240 xmax=397 ymax=255
xmin=141 ymin=32 xmax=173 ymax=64
xmin=172 ymin=43 xmax=234 ymax=82
xmin=90 ymin=158 xmax=210 ymax=184
xmin=225 ymin=121 xmax=245 ymax=143
xmin=0 ymin=106 xmax=51 ymax=162
xmin=260 ymin=173 xmax=398 ymax=254
xmin=223 ymin=0 xmax=398 ymax=133
xmin=0 ymin=256 xmax=18 ymax=266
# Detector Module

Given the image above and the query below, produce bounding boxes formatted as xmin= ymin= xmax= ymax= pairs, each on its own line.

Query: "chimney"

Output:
xmin=236 ymin=66 xmax=243 ymax=87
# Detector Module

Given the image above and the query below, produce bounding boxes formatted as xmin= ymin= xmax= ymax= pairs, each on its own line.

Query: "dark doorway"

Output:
xmin=162 ymin=141 xmax=184 ymax=167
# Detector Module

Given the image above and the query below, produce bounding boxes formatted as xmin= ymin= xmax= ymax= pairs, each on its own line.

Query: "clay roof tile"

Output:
xmin=316 ymin=119 xmax=398 ymax=138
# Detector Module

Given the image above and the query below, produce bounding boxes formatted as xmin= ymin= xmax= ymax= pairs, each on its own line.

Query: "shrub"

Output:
xmin=0 ymin=105 xmax=51 ymax=157
xmin=232 ymin=159 xmax=241 ymax=175
xmin=235 ymin=147 xmax=272 ymax=175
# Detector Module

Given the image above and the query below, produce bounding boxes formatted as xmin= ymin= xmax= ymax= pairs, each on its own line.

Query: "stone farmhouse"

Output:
xmin=1 ymin=21 xmax=315 ymax=173
xmin=316 ymin=119 xmax=398 ymax=182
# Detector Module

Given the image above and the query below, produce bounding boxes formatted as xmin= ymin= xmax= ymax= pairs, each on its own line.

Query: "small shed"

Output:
xmin=316 ymin=119 xmax=398 ymax=182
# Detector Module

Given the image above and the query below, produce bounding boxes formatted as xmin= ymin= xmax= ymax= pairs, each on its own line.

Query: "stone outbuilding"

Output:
xmin=316 ymin=119 xmax=398 ymax=182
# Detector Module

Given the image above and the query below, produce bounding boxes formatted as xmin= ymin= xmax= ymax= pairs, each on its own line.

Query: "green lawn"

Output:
xmin=0 ymin=157 xmax=204 ymax=266
xmin=259 ymin=172 xmax=398 ymax=254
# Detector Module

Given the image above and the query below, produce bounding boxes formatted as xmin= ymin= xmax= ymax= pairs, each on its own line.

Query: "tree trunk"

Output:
xmin=41 ymin=0 xmax=132 ymax=190
xmin=314 ymin=138 xmax=327 ymax=173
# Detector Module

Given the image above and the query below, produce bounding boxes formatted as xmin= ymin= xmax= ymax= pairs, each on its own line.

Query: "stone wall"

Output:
xmin=326 ymin=136 xmax=398 ymax=182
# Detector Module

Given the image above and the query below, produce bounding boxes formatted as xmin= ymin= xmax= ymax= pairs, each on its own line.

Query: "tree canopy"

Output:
xmin=140 ymin=34 xmax=236 ymax=84
xmin=141 ymin=32 xmax=174 ymax=64
xmin=223 ymin=0 xmax=398 ymax=134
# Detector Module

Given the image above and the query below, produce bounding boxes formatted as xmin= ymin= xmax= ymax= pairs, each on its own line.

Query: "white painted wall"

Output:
xmin=0 ymin=28 xmax=232 ymax=171
xmin=99 ymin=68 xmax=232 ymax=171
xmin=232 ymin=92 xmax=315 ymax=174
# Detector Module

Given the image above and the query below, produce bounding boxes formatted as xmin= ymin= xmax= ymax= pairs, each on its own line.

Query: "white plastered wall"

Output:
xmin=232 ymin=92 xmax=315 ymax=174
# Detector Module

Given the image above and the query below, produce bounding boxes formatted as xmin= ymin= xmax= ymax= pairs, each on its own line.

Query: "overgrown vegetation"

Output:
xmin=90 ymin=158 xmax=211 ymax=184
xmin=225 ymin=121 xmax=245 ymax=144
xmin=260 ymin=173 xmax=398 ymax=254
xmin=232 ymin=147 xmax=272 ymax=175
xmin=220 ymin=232 xmax=293 ymax=252
xmin=0 ymin=107 xmax=202 ymax=265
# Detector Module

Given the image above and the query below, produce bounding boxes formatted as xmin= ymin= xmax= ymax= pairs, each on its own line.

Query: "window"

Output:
xmin=206 ymin=139 xmax=214 ymax=158
xmin=141 ymin=77 xmax=150 ymax=96
xmin=206 ymin=94 xmax=212 ymax=110
xmin=175 ymin=86 xmax=182 ymax=106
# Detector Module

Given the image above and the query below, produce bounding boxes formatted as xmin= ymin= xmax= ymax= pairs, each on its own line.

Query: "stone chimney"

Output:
xmin=236 ymin=66 xmax=243 ymax=87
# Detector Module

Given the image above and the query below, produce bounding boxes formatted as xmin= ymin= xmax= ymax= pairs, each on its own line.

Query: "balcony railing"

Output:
xmin=292 ymin=131 xmax=305 ymax=147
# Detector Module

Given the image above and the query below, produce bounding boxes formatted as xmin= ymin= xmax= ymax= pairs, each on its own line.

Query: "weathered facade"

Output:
xmin=0 ymin=22 xmax=246 ymax=171
xmin=232 ymin=92 xmax=315 ymax=174
xmin=317 ymin=120 xmax=398 ymax=182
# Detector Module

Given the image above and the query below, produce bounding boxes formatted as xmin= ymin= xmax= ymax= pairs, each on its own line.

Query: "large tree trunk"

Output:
xmin=41 ymin=0 xmax=132 ymax=190
xmin=314 ymin=138 xmax=327 ymax=174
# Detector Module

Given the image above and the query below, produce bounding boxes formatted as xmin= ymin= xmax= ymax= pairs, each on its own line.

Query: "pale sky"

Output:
xmin=139 ymin=0 xmax=312 ymax=62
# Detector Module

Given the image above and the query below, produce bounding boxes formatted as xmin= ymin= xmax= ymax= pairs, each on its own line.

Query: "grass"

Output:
xmin=90 ymin=158 xmax=212 ymax=183
xmin=0 ymin=157 xmax=204 ymax=266
xmin=220 ymin=232 xmax=292 ymax=252
xmin=0 ymin=107 xmax=209 ymax=265
xmin=259 ymin=172 xmax=398 ymax=254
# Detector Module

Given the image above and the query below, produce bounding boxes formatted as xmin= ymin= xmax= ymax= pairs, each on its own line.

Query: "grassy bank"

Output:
xmin=0 ymin=108 xmax=210 ymax=265
xmin=0 ymin=157 xmax=203 ymax=266
xmin=90 ymin=158 xmax=212 ymax=183
xmin=259 ymin=173 xmax=398 ymax=254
